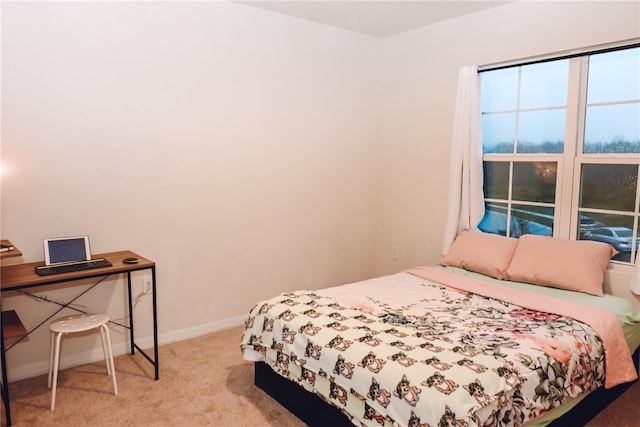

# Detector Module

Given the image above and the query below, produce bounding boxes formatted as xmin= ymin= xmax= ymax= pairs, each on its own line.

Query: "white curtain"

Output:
xmin=631 ymin=256 xmax=640 ymax=295
xmin=442 ymin=65 xmax=485 ymax=255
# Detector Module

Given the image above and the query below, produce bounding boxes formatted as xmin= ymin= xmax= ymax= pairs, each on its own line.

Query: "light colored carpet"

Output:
xmin=1 ymin=325 xmax=638 ymax=426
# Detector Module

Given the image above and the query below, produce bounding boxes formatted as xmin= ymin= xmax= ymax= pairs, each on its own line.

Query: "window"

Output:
xmin=478 ymin=45 xmax=640 ymax=265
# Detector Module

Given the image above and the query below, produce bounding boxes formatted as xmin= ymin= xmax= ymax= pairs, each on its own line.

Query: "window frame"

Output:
xmin=479 ymin=41 xmax=640 ymax=269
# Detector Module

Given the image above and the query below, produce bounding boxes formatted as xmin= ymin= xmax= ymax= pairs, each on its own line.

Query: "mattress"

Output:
xmin=241 ymin=266 xmax=640 ymax=426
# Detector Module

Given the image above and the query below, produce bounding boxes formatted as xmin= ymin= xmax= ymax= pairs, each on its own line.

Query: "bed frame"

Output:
xmin=254 ymin=347 xmax=640 ymax=426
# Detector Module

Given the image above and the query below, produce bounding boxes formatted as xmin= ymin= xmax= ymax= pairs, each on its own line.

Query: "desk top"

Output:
xmin=1 ymin=250 xmax=154 ymax=292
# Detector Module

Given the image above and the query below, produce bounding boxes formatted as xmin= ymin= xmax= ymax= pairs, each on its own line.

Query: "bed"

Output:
xmin=241 ymin=232 xmax=640 ymax=426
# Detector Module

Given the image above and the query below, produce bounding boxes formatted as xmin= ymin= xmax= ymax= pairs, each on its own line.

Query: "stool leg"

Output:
xmin=48 ymin=331 xmax=55 ymax=388
xmin=99 ymin=326 xmax=111 ymax=376
xmin=101 ymin=324 xmax=118 ymax=395
xmin=50 ymin=332 xmax=63 ymax=410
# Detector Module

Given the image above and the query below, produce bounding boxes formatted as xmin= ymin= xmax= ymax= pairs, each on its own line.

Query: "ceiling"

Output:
xmin=236 ymin=1 xmax=513 ymax=38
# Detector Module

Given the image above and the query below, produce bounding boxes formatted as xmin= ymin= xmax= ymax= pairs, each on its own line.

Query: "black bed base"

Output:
xmin=254 ymin=347 xmax=640 ymax=426
xmin=255 ymin=361 xmax=353 ymax=427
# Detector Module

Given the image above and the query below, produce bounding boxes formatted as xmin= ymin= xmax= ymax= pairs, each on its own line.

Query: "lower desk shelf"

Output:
xmin=2 ymin=310 xmax=27 ymax=342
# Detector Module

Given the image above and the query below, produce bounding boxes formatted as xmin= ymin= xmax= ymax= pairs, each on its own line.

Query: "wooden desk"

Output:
xmin=0 ymin=250 xmax=158 ymax=426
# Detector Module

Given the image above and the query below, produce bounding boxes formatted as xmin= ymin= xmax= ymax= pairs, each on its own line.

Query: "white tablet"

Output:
xmin=43 ymin=236 xmax=92 ymax=265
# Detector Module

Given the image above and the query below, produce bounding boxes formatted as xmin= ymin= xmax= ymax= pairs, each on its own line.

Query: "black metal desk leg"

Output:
xmin=127 ymin=272 xmax=135 ymax=355
xmin=1 ymin=303 xmax=12 ymax=426
xmin=152 ymin=266 xmax=159 ymax=380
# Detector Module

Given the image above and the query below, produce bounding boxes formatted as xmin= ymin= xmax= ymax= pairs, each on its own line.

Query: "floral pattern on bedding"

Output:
xmin=241 ymin=280 xmax=605 ymax=427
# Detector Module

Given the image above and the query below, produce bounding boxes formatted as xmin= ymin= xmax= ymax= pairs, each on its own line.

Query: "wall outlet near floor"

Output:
xmin=391 ymin=245 xmax=399 ymax=260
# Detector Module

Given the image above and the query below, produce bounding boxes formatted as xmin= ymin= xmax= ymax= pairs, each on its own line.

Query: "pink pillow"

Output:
xmin=439 ymin=230 xmax=518 ymax=279
xmin=505 ymin=234 xmax=618 ymax=296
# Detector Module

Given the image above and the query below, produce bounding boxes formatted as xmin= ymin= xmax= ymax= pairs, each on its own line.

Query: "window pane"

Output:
xmin=584 ymin=103 xmax=640 ymax=153
xmin=520 ymin=60 xmax=569 ymax=109
xmin=483 ymin=161 xmax=510 ymax=199
xmin=480 ymin=203 xmax=554 ymax=238
xmin=512 ymin=162 xmax=557 ymax=203
xmin=580 ymin=164 xmax=638 ymax=211
xmin=587 ymin=48 xmax=640 ymax=104
xmin=579 ymin=213 xmax=637 ymax=263
xmin=517 ymin=109 xmax=566 ymax=153
xmin=482 ymin=112 xmax=516 ymax=153
xmin=479 ymin=203 xmax=510 ymax=236
xmin=511 ymin=204 xmax=554 ymax=237
xmin=482 ymin=67 xmax=519 ymax=111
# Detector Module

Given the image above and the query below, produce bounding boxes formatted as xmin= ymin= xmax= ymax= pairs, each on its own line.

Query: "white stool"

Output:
xmin=48 ymin=313 xmax=118 ymax=410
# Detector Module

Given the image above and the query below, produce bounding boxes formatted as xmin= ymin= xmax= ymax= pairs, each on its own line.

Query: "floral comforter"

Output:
xmin=241 ymin=269 xmax=631 ymax=426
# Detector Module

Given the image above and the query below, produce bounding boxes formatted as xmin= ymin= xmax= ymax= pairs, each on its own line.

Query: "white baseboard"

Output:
xmin=7 ymin=315 xmax=246 ymax=382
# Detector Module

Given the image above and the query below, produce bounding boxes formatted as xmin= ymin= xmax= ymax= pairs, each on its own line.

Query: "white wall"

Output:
xmin=2 ymin=0 xmax=639 ymax=381
xmin=1 ymin=1 xmax=381 ymax=379
xmin=373 ymin=0 xmax=640 ymax=276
